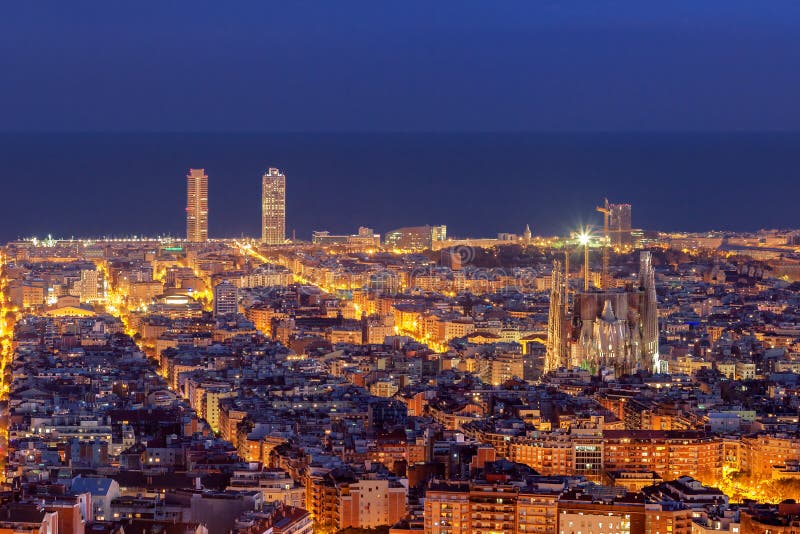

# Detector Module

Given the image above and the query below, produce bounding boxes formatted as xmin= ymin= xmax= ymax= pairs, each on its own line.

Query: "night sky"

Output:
xmin=3 ymin=1 xmax=800 ymax=132
xmin=1 ymin=2 xmax=799 ymax=239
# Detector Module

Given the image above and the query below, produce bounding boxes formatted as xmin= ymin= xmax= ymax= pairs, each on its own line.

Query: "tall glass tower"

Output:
xmin=609 ymin=203 xmax=632 ymax=247
xmin=261 ymin=168 xmax=286 ymax=244
xmin=186 ymin=168 xmax=208 ymax=242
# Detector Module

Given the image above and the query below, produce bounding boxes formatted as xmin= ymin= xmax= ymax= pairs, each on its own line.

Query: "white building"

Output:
xmin=213 ymin=281 xmax=238 ymax=317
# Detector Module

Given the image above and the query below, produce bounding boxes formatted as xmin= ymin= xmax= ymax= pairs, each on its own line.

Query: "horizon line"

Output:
xmin=3 ymin=129 xmax=800 ymax=135
xmin=6 ymin=228 xmax=799 ymax=242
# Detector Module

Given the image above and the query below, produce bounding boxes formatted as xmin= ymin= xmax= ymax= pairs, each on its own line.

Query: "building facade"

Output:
xmin=262 ymin=168 xmax=286 ymax=245
xmin=213 ymin=281 xmax=238 ymax=318
xmin=609 ymin=203 xmax=633 ymax=247
xmin=424 ymin=482 xmax=559 ymax=534
xmin=384 ymin=225 xmax=447 ymax=251
xmin=546 ymin=251 xmax=659 ymax=377
xmin=186 ymin=168 xmax=209 ymax=243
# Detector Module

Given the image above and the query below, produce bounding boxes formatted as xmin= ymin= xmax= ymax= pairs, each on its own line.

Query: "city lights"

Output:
xmin=2 ymin=194 xmax=800 ymax=533
xmin=2 ymin=3 xmax=796 ymax=530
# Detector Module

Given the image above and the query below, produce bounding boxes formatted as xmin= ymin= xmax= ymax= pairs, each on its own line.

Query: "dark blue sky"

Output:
xmin=1 ymin=2 xmax=799 ymax=240
xmin=3 ymin=1 xmax=800 ymax=132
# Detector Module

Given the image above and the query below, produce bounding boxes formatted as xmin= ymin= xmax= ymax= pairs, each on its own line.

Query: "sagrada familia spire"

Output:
xmin=545 ymin=250 xmax=660 ymax=377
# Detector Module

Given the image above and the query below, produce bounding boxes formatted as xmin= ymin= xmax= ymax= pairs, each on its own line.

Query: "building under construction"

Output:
xmin=546 ymin=249 xmax=659 ymax=377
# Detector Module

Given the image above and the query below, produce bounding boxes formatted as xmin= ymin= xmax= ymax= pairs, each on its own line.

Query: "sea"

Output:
xmin=0 ymin=132 xmax=798 ymax=242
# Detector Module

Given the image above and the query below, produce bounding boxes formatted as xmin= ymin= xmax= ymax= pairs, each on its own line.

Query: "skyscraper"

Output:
xmin=186 ymin=168 xmax=208 ymax=243
xmin=262 ymin=168 xmax=286 ymax=245
xmin=609 ymin=203 xmax=632 ymax=247
xmin=213 ymin=281 xmax=238 ymax=318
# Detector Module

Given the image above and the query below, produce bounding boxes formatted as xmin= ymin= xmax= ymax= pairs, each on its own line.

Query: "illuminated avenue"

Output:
xmin=1 ymin=173 xmax=800 ymax=533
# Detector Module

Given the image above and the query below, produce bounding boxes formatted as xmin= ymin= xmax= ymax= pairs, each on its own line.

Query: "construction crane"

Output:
xmin=596 ymin=199 xmax=610 ymax=291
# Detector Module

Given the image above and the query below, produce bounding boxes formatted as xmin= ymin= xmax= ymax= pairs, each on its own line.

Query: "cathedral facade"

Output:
xmin=546 ymin=251 xmax=659 ymax=377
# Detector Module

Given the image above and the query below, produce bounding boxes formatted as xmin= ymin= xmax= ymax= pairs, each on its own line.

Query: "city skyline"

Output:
xmin=2 ymin=130 xmax=798 ymax=243
xmin=2 ymin=3 xmax=800 ymax=531
xmin=3 ymin=221 xmax=800 ymax=529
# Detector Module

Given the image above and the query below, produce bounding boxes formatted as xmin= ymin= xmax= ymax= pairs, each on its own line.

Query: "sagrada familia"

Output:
xmin=546 ymin=250 xmax=659 ymax=377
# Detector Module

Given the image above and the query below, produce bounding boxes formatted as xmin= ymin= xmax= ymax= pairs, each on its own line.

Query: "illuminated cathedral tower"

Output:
xmin=545 ymin=260 xmax=567 ymax=372
xmin=545 ymin=250 xmax=659 ymax=377
xmin=639 ymin=250 xmax=660 ymax=371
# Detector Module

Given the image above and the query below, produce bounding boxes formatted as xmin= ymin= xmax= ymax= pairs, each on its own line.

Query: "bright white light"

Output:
xmin=578 ymin=232 xmax=591 ymax=245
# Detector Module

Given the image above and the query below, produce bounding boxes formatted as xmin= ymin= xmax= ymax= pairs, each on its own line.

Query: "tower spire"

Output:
xmin=596 ymin=198 xmax=610 ymax=290
xmin=546 ymin=259 xmax=567 ymax=372
xmin=523 ymin=224 xmax=532 ymax=246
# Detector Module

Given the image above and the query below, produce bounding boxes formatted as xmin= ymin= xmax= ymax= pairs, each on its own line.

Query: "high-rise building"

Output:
xmin=609 ymin=203 xmax=632 ymax=247
xmin=186 ymin=168 xmax=209 ymax=243
xmin=261 ymin=168 xmax=286 ymax=245
xmin=79 ymin=269 xmax=99 ymax=302
xmin=545 ymin=251 xmax=659 ymax=376
xmin=213 ymin=281 xmax=238 ymax=318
